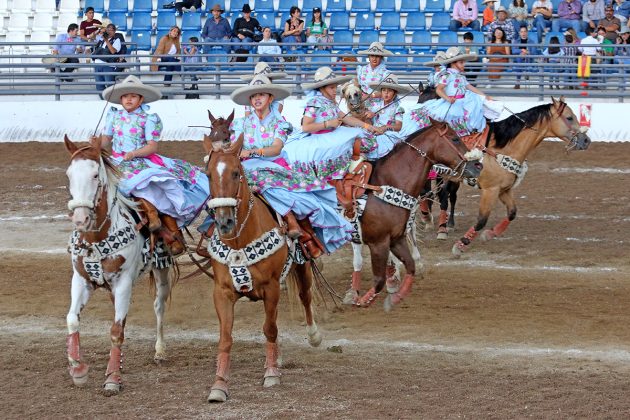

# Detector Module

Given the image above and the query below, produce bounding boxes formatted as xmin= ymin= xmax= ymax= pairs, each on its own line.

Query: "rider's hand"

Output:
xmin=239 ymin=149 xmax=250 ymax=159
xmin=365 ymin=111 xmax=375 ymax=119
xmin=328 ymin=118 xmax=342 ymax=129
xmin=123 ymin=152 xmax=135 ymax=161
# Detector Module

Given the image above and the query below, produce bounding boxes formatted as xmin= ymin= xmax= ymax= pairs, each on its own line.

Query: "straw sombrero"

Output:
xmin=422 ymin=51 xmax=448 ymax=67
xmin=302 ymin=66 xmax=353 ymax=91
xmin=439 ymin=47 xmax=477 ymax=65
xmin=240 ymin=62 xmax=287 ymax=81
xmin=482 ymin=0 xmax=496 ymax=4
xmin=101 ymin=75 xmax=162 ymax=104
xmin=358 ymin=42 xmax=393 ymax=57
xmin=42 ymin=55 xmax=69 ymax=64
xmin=368 ymin=73 xmax=411 ymax=94
xmin=231 ymin=74 xmax=292 ymax=106
xmin=93 ymin=18 xmax=112 ymax=28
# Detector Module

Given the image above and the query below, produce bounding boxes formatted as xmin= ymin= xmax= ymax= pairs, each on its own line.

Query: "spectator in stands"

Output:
xmin=306 ymin=7 xmax=332 ymax=49
xmin=482 ymin=0 xmax=496 ymax=31
xmin=282 ymin=5 xmax=305 ymax=59
xmin=487 ymin=27 xmax=510 ymax=81
xmin=561 ymin=30 xmax=579 ymax=88
xmin=509 ymin=0 xmax=529 ymax=36
xmin=612 ymin=0 xmax=630 ymax=26
xmin=53 ymin=23 xmax=82 ymax=79
xmin=512 ymin=26 xmax=535 ymax=88
xmin=543 ymin=36 xmax=564 ymax=89
xmin=460 ymin=32 xmax=480 ymax=85
xmin=597 ymin=6 xmax=622 ymax=42
xmin=553 ymin=0 xmax=583 ymax=34
xmin=151 ymin=26 xmax=182 ymax=86
xmin=257 ymin=27 xmax=282 ymax=62
xmin=532 ymin=0 xmax=554 ymax=42
xmin=201 ymin=4 xmax=232 ymax=55
xmin=162 ymin=0 xmax=202 ymax=16
xmin=79 ymin=7 xmax=102 ymax=52
xmin=232 ymin=4 xmax=262 ymax=52
xmin=596 ymin=25 xmax=614 ymax=56
xmin=486 ymin=6 xmax=515 ymax=41
xmin=579 ymin=25 xmax=601 ymax=57
xmin=449 ymin=0 xmax=481 ymax=32
xmin=94 ymin=23 xmax=126 ymax=93
xmin=356 ymin=42 xmax=392 ymax=98
xmin=182 ymin=36 xmax=201 ymax=95
xmin=615 ymin=27 xmax=630 ymax=70
xmin=583 ymin=0 xmax=606 ymax=32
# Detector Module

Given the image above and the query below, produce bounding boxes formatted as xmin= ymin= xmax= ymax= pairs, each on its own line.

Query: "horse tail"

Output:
xmin=147 ymin=258 xmax=180 ymax=304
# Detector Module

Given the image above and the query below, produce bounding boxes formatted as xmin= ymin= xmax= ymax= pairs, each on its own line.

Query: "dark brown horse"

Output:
xmin=350 ymin=122 xmax=483 ymax=310
xmin=201 ymin=115 xmax=321 ymax=403
xmin=453 ymin=98 xmax=591 ymax=255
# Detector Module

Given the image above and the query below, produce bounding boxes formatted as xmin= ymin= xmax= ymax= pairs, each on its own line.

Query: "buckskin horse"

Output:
xmin=452 ymin=97 xmax=591 ymax=255
xmin=202 ymin=120 xmax=322 ymax=403
xmin=345 ymin=122 xmax=483 ymax=310
xmin=64 ymin=136 xmax=176 ymax=395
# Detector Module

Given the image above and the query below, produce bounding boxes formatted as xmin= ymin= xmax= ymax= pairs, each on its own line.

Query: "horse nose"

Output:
xmin=71 ymin=209 xmax=90 ymax=229
xmin=474 ymin=161 xmax=483 ymax=171
xmin=219 ymin=218 xmax=235 ymax=235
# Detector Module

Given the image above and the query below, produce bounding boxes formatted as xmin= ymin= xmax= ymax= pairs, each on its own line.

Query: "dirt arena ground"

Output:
xmin=1 ymin=141 xmax=630 ymax=419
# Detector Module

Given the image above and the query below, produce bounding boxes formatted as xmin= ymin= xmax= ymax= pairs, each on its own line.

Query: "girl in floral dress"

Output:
xmin=99 ymin=75 xmax=210 ymax=254
xmin=401 ymin=47 xmax=503 ymax=141
xmin=364 ymin=73 xmax=410 ymax=160
xmin=229 ymin=75 xmax=354 ymax=258
xmin=356 ymin=42 xmax=392 ymax=98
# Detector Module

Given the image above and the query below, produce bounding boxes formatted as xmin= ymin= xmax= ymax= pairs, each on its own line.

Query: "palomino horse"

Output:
xmin=341 ymin=78 xmax=370 ymax=122
xmin=202 ymin=122 xmax=322 ymax=403
xmin=453 ymin=98 xmax=591 ymax=255
xmin=64 ymin=136 xmax=175 ymax=395
xmin=347 ymin=122 xmax=483 ymax=310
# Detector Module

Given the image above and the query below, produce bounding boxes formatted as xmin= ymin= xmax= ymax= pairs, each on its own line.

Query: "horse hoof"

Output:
xmin=263 ymin=376 xmax=281 ymax=388
xmin=71 ymin=374 xmax=89 ymax=387
xmin=308 ymin=330 xmax=323 ymax=347
xmin=383 ymin=294 xmax=394 ymax=312
xmin=451 ymin=243 xmax=464 ymax=257
xmin=69 ymin=363 xmax=89 ymax=386
xmin=480 ymin=229 xmax=495 ymax=241
xmin=102 ymin=382 xmax=121 ymax=397
xmin=207 ymin=388 xmax=228 ymax=403
xmin=342 ymin=289 xmax=359 ymax=306
xmin=436 ymin=231 xmax=448 ymax=240
xmin=386 ymin=277 xmax=400 ymax=294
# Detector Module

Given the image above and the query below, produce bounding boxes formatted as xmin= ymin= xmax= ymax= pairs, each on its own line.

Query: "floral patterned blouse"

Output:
xmin=366 ymin=97 xmax=405 ymax=128
xmin=438 ymin=68 xmax=469 ymax=97
xmin=303 ymin=92 xmax=342 ymax=123
xmin=230 ymin=111 xmax=290 ymax=150
xmin=104 ymin=105 xmax=162 ymax=155
xmin=357 ymin=62 xmax=389 ymax=94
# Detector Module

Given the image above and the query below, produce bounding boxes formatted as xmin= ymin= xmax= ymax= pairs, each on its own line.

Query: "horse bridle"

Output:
xmin=554 ymin=101 xmax=587 ymax=150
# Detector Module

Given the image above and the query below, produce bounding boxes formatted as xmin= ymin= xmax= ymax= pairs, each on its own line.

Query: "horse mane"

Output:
xmin=489 ymin=103 xmax=553 ymax=149
xmin=97 ymin=149 xmax=139 ymax=217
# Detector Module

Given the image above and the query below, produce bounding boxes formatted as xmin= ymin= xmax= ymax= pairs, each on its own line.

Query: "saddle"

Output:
xmin=460 ymin=125 xmax=490 ymax=152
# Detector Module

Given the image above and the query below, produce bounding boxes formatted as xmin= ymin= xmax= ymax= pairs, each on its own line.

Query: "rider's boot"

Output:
xmin=283 ymin=211 xmax=303 ymax=239
xmin=196 ymin=224 xmax=214 ymax=259
xmin=160 ymin=215 xmax=185 ymax=256
xmin=138 ymin=198 xmax=162 ymax=232
xmin=297 ymin=219 xmax=325 ymax=260
xmin=348 ymin=138 xmax=364 ymax=173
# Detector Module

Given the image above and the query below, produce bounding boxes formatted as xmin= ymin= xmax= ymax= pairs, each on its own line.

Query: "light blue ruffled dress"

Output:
xmin=365 ymin=97 xmax=406 ymax=160
xmin=231 ymin=110 xmax=353 ymax=253
xmin=103 ymin=105 xmax=210 ymax=227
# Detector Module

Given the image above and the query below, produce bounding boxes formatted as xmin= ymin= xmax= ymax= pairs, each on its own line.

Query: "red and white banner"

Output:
xmin=579 ymin=104 xmax=592 ymax=127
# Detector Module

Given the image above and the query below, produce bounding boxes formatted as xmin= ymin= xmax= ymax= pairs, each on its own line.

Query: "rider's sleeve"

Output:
xmin=274 ymin=120 xmax=292 ymax=144
xmin=229 ymin=117 xmax=245 ymax=142
xmin=144 ymin=113 xmax=163 ymax=142
xmin=102 ymin=107 xmax=117 ymax=136
xmin=395 ymin=105 xmax=405 ymax=121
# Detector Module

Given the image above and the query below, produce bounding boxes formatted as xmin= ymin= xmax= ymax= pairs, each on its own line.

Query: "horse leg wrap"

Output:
xmin=215 ymin=352 xmax=231 ymax=382
xmin=455 ymin=227 xmax=478 ymax=251
xmin=356 ymin=287 xmax=379 ymax=307
xmin=264 ymin=342 xmax=281 ymax=378
xmin=391 ymin=274 xmax=414 ymax=305
xmin=492 ymin=218 xmax=511 ymax=237
xmin=67 ymin=332 xmax=89 ymax=379
xmin=438 ymin=210 xmax=448 ymax=229
xmin=105 ymin=346 xmax=123 ymax=377
xmin=419 ymin=199 xmax=430 ymax=214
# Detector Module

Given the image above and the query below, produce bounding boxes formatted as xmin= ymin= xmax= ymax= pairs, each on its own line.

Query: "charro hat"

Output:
xmin=42 ymin=55 xmax=69 ymax=64
xmin=302 ymin=66 xmax=353 ymax=91
xmin=439 ymin=46 xmax=477 ymax=65
xmin=241 ymin=4 xmax=253 ymax=13
xmin=231 ymin=74 xmax=292 ymax=106
xmin=422 ymin=51 xmax=448 ymax=66
xmin=240 ymin=61 xmax=288 ymax=81
xmin=368 ymin=73 xmax=411 ymax=94
xmin=496 ymin=5 xmax=508 ymax=13
xmin=93 ymin=18 xmax=112 ymax=28
xmin=102 ymin=75 xmax=162 ymax=104
xmin=358 ymin=41 xmax=394 ymax=57
xmin=209 ymin=3 xmax=224 ymax=12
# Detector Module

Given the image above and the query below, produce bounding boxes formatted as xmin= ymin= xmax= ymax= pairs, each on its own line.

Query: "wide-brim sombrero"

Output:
xmin=240 ymin=62 xmax=287 ymax=81
xmin=302 ymin=66 xmax=353 ymax=91
xmin=101 ymin=75 xmax=162 ymax=104
xmin=357 ymin=41 xmax=393 ymax=56
xmin=231 ymin=74 xmax=292 ymax=106
xmin=368 ymin=73 xmax=412 ymax=94
xmin=42 ymin=55 xmax=69 ymax=64
xmin=439 ymin=46 xmax=477 ymax=65
xmin=93 ymin=18 xmax=112 ymax=28
xmin=422 ymin=51 xmax=448 ymax=67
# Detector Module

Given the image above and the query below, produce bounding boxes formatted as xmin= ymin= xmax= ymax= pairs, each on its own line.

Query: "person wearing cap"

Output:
xmin=52 ymin=23 xmax=82 ymax=79
xmin=615 ymin=27 xmax=630 ymax=70
xmin=485 ymin=6 xmax=515 ymax=41
xmin=402 ymin=47 xmax=503 ymax=143
xmin=449 ymin=0 xmax=481 ymax=32
xmin=531 ymin=0 xmax=553 ymax=43
xmin=240 ymin=61 xmax=287 ymax=117
xmin=95 ymin=75 xmax=210 ymax=255
xmin=232 ymin=4 xmax=262 ymax=52
xmin=482 ymin=0 xmax=496 ymax=31
xmin=597 ymin=6 xmax=622 ymax=42
xmin=306 ymin=7 xmax=332 ymax=49
xmin=356 ymin=42 xmax=392 ymax=98
xmin=553 ymin=0 xmax=583 ymax=34
xmin=201 ymin=4 xmax=232 ymax=55
xmin=363 ymin=73 xmax=410 ymax=159
xmin=583 ymin=0 xmax=606 ymax=31
xmin=229 ymin=75 xmax=352 ymax=257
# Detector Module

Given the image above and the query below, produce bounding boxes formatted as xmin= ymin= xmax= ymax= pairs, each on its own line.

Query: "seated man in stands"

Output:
xmin=201 ymin=4 xmax=232 ymax=55
xmin=79 ymin=7 xmax=102 ymax=54
xmin=532 ymin=0 xmax=554 ymax=42
xmin=485 ymin=6 xmax=515 ymax=41
xmin=449 ymin=0 xmax=481 ymax=31
xmin=582 ymin=0 xmax=606 ymax=32
xmin=231 ymin=4 xmax=262 ymax=52
xmin=553 ymin=0 xmax=584 ymax=34
xmin=511 ymin=26 xmax=536 ymax=88
xmin=597 ymin=6 xmax=622 ymax=42
xmin=53 ymin=23 xmax=82 ymax=80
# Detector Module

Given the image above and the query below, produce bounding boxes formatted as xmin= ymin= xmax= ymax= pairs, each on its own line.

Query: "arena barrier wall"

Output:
xmin=0 ymin=99 xmax=627 ymax=143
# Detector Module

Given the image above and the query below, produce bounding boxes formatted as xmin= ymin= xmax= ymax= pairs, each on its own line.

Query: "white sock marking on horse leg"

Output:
xmin=352 ymin=243 xmax=363 ymax=272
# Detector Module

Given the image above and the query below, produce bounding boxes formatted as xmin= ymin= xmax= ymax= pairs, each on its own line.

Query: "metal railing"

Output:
xmin=0 ymin=40 xmax=628 ymax=101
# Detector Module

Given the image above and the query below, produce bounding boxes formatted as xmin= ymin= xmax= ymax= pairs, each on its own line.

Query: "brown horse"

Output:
xmin=201 ymin=121 xmax=321 ymax=403
xmin=351 ymin=122 xmax=483 ymax=310
xmin=452 ymin=98 xmax=591 ymax=255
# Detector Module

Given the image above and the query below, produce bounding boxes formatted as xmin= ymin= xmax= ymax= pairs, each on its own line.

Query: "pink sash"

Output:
xmin=112 ymin=151 xmax=166 ymax=167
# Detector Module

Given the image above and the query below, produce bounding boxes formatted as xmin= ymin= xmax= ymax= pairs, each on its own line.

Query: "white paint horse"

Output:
xmin=64 ymin=136 xmax=176 ymax=396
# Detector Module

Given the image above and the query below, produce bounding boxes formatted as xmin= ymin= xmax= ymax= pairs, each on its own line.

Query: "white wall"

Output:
xmin=0 ymin=98 xmax=627 ymax=142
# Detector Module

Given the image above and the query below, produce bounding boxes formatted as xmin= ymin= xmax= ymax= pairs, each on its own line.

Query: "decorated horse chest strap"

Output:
xmin=208 ymin=227 xmax=286 ymax=293
xmin=495 ymin=154 xmax=529 ymax=187
xmin=373 ymin=185 xmax=418 ymax=211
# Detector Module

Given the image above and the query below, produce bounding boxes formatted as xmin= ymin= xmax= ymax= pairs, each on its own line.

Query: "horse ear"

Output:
xmin=208 ymin=110 xmax=216 ymax=124
xmin=228 ymin=133 xmax=244 ymax=155
xmin=64 ymin=134 xmax=78 ymax=155
xmin=227 ymin=109 xmax=235 ymax=124
xmin=203 ymin=133 xmax=214 ymax=154
xmin=558 ymin=95 xmax=566 ymax=103
xmin=551 ymin=96 xmax=557 ymax=105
